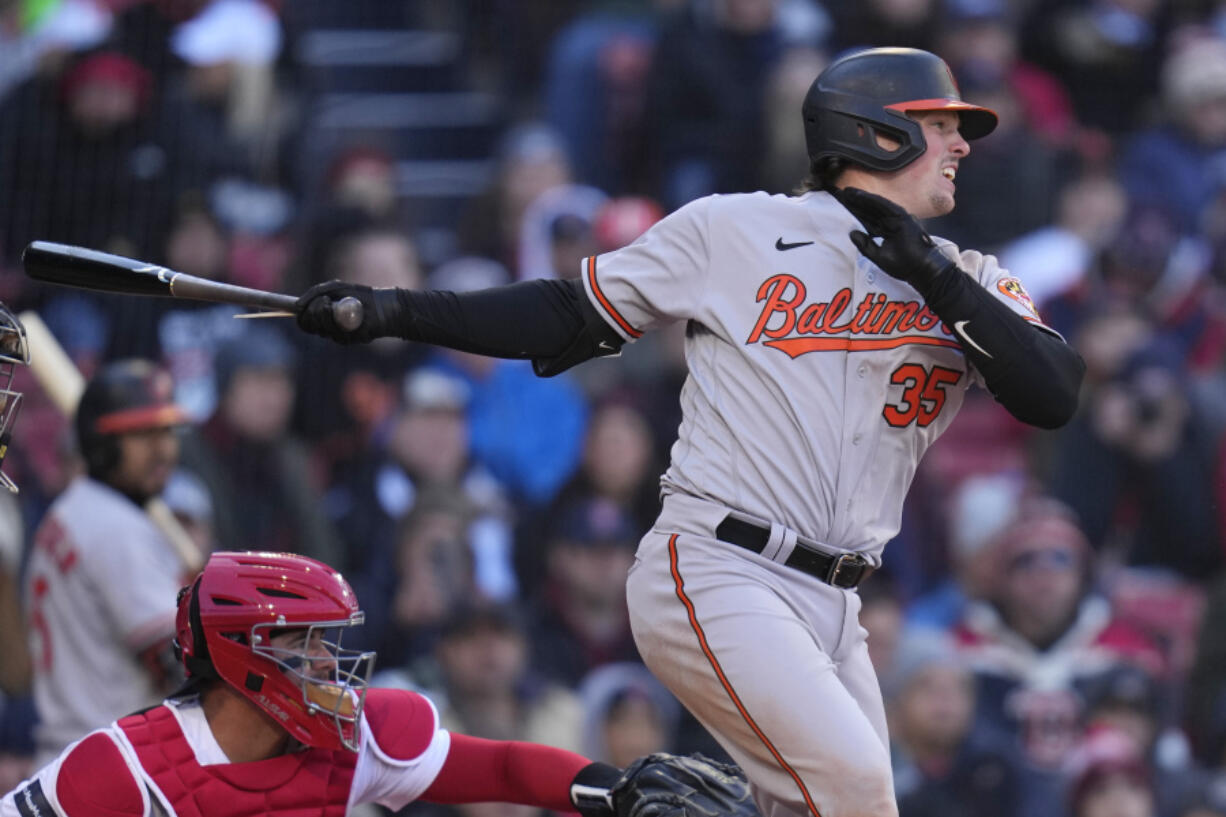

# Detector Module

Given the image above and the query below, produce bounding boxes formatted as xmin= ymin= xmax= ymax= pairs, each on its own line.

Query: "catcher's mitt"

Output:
xmin=610 ymin=753 xmax=759 ymax=817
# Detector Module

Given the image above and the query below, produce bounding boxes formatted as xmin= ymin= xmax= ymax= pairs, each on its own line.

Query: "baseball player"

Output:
xmin=294 ymin=47 xmax=1085 ymax=817
xmin=25 ymin=359 xmax=190 ymax=765
xmin=2 ymin=550 xmax=751 ymax=817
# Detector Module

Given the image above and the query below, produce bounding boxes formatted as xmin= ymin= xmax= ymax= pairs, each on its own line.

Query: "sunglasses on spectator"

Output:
xmin=1007 ymin=549 xmax=1077 ymax=573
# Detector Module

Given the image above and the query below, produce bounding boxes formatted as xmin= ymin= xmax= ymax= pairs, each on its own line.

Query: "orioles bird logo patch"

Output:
xmin=997 ymin=277 xmax=1040 ymax=318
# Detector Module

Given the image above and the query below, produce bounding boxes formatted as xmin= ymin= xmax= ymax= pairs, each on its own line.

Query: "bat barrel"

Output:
xmin=24 ymin=242 xmax=175 ymax=296
xmin=23 ymin=241 xmax=299 ymax=313
xmin=23 ymin=241 xmax=356 ymax=328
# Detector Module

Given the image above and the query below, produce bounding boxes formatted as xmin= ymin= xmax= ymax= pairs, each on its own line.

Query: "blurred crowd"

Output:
xmin=1 ymin=0 xmax=1226 ymax=815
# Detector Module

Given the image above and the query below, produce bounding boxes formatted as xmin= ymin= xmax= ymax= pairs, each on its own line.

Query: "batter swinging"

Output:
xmin=296 ymin=48 xmax=1085 ymax=817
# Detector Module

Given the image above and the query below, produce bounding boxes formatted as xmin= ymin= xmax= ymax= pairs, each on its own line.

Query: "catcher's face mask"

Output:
xmin=256 ymin=619 xmax=375 ymax=750
xmin=0 ymin=305 xmax=29 ymax=493
xmin=184 ymin=550 xmax=377 ymax=752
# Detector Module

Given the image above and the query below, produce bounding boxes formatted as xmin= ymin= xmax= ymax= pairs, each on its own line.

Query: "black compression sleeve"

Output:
xmin=389 ymin=278 xmax=624 ymax=373
xmin=390 ymin=278 xmax=579 ymax=356
xmin=919 ymin=267 xmax=1085 ymax=429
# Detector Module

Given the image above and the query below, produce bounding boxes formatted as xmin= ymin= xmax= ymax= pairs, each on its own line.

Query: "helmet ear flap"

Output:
xmin=177 ymin=576 xmax=219 ymax=681
xmin=189 ymin=577 xmax=208 ymax=660
xmin=807 ymin=102 xmax=927 ymax=172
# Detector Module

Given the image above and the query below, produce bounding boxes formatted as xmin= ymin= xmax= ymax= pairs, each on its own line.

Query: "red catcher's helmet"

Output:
xmin=174 ymin=551 xmax=375 ymax=752
xmin=802 ymin=47 xmax=998 ymax=172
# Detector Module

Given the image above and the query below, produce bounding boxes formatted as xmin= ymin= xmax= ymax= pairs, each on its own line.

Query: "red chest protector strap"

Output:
xmin=117 ymin=705 xmax=357 ymax=817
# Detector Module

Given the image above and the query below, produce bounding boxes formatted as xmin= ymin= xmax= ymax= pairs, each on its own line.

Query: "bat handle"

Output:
xmin=334 ymin=297 xmax=363 ymax=332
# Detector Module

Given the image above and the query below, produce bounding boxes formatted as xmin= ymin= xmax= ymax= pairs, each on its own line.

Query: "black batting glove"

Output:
xmin=832 ymin=186 xmax=958 ymax=297
xmin=295 ymin=280 xmax=404 ymax=344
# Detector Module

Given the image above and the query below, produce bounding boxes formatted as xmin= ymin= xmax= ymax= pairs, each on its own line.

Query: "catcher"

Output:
xmin=1 ymin=550 xmax=754 ymax=817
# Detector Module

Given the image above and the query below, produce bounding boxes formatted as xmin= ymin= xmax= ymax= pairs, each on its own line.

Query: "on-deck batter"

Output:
xmin=295 ymin=47 xmax=1085 ymax=817
xmin=25 ymin=360 xmax=189 ymax=764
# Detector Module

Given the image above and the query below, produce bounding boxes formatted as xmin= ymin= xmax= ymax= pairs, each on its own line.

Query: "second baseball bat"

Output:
xmin=22 ymin=241 xmax=363 ymax=330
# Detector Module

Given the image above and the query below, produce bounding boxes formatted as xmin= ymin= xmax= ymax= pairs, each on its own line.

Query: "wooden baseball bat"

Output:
xmin=17 ymin=310 xmax=205 ymax=573
xmin=22 ymin=241 xmax=363 ymax=331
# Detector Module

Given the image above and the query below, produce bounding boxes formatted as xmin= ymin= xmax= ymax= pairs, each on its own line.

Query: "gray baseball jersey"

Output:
xmin=583 ymin=189 xmax=1048 ymax=564
xmin=584 ymin=189 xmax=1051 ymax=817
xmin=25 ymin=476 xmax=184 ymax=765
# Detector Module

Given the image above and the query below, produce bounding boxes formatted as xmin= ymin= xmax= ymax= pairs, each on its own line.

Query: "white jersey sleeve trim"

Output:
xmin=349 ymin=694 xmax=452 ymax=812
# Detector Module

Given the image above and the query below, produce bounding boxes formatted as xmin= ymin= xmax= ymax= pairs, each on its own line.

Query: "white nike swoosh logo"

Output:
xmin=598 ymin=340 xmax=614 ymax=352
xmin=954 ymin=320 xmax=992 ymax=358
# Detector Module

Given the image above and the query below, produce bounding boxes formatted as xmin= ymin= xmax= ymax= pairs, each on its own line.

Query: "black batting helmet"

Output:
xmin=802 ymin=47 xmax=998 ymax=173
xmin=75 ymin=359 xmax=187 ymax=479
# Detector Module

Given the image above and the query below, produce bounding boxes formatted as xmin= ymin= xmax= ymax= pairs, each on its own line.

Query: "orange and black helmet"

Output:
xmin=74 ymin=358 xmax=186 ymax=478
xmin=802 ymin=47 xmax=998 ymax=172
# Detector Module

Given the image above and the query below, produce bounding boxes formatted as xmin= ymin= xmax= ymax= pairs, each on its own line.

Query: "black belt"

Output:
xmin=714 ymin=516 xmax=872 ymax=589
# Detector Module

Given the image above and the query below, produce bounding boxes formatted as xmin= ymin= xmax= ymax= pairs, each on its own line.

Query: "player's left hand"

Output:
xmin=832 ymin=186 xmax=957 ymax=295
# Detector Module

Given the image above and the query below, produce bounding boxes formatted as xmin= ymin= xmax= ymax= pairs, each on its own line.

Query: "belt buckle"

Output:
xmin=825 ymin=553 xmax=864 ymax=587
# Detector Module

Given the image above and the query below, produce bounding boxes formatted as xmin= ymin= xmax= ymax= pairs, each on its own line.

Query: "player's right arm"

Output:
xmin=295 ymin=198 xmax=710 ymax=376
xmin=295 ymin=276 xmax=623 ymax=376
xmin=1 ymin=732 xmax=149 ymax=817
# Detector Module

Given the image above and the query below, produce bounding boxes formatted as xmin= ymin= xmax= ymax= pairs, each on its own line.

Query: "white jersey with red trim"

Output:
xmin=0 ymin=692 xmax=451 ymax=817
xmin=24 ymin=476 xmax=186 ymax=765
xmin=583 ymin=189 xmax=1050 ymax=563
